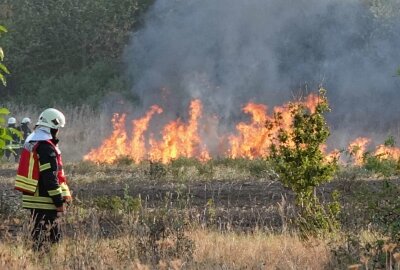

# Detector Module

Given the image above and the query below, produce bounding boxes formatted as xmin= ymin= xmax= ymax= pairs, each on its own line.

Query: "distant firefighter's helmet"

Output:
xmin=7 ymin=117 xmax=16 ymax=125
xmin=36 ymin=108 xmax=65 ymax=129
xmin=21 ymin=117 xmax=31 ymax=124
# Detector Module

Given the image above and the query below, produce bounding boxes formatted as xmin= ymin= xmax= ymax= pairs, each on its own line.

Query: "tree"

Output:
xmin=0 ymin=25 xmax=9 ymax=86
xmin=1 ymin=0 xmax=154 ymax=106
xmin=268 ymin=88 xmax=340 ymax=237
xmin=0 ymin=25 xmax=13 ymax=157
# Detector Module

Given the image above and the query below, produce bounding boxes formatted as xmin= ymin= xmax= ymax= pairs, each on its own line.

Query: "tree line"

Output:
xmin=0 ymin=0 xmax=154 ymax=107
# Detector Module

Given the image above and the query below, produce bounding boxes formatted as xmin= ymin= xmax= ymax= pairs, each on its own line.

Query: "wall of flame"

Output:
xmin=84 ymin=94 xmax=399 ymax=164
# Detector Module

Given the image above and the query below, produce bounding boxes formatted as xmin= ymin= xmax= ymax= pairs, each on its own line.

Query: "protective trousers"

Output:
xmin=30 ymin=209 xmax=61 ymax=251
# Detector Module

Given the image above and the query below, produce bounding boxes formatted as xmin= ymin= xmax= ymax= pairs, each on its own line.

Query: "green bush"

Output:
xmin=93 ymin=186 xmax=142 ymax=213
xmin=268 ymin=88 xmax=340 ymax=237
xmin=170 ymin=157 xmax=201 ymax=168
xmin=363 ymin=154 xmax=399 ymax=177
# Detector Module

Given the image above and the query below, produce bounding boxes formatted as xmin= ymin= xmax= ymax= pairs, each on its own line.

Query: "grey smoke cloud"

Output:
xmin=125 ymin=0 xmax=400 ymax=143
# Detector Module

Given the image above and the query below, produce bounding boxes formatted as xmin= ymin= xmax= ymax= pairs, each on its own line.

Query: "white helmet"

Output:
xmin=21 ymin=117 xmax=31 ymax=124
xmin=36 ymin=108 xmax=66 ymax=129
xmin=7 ymin=117 xmax=16 ymax=125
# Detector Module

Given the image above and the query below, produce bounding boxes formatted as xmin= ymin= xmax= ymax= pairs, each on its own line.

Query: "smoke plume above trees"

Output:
xmin=125 ymin=0 xmax=400 ymax=144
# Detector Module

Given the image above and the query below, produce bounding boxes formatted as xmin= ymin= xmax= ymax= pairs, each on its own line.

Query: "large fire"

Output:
xmin=84 ymin=94 xmax=400 ymax=164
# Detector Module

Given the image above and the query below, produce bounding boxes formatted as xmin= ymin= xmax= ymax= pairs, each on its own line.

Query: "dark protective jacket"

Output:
xmin=20 ymin=123 xmax=32 ymax=143
xmin=15 ymin=139 xmax=72 ymax=210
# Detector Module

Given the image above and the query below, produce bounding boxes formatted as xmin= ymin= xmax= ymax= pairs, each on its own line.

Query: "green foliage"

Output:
xmin=384 ymin=135 xmax=396 ymax=147
xmin=34 ymin=60 xmax=134 ymax=107
xmin=94 ymin=184 xmax=142 ymax=212
xmin=0 ymin=25 xmax=16 ymax=157
xmin=361 ymin=136 xmax=400 ymax=177
xmin=336 ymin=178 xmax=400 ymax=268
xmin=170 ymin=157 xmax=201 ymax=168
xmin=3 ymin=0 xmax=150 ymax=72
xmin=268 ymin=88 xmax=340 ymax=236
xmin=0 ymin=108 xmax=10 ymax=156
xmin=0 ymin=25 xmax=9 ymax=86
xmin=367 ymin=181 xmax=400 ymax=240
xmin=148 ymin=161 xmax=168 ymax=179
xmin=363 ymin=154 xmax=400 ymax=177
xmin=1 ymin=0 xmax=153 ymax=106
xmin=210 ymin=158 xmax=274 ymax=178
xmin=206 ymin=199 xmax=216 ymax=224
xmin=94 ymin=195 xmax=142 ymax=213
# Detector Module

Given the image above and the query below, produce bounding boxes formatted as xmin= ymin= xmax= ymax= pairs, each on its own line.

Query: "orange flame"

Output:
xmin=149 ymin=99 xmax=209 ymax=163
xmin=304 ymin=93 xmax=320 ymax=114
xmin=228 ymin=103 xmax=272 ymax=159
xmin=130 ymin=105 xmax=163 ymax=163
xmin=85 ymin=93 xmax=400 ymax=165
xmin=84 ymin=113 xmax=128 ymax=164
xmin=321 ymin=144 xmax=340 ymax=163
xmin=347 ymin=137 xmax=370 ymax=165
xmin=228 ymin=94 xmax=321 ymax=159
xmin=374 ymin=145 xmax=400 ymax=161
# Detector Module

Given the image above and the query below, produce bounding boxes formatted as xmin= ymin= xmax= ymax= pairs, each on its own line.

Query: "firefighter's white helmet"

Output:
xmin=36 ymin=108 xmax=65 ymax=129
xmin=7 ymin=117 xmax=16 ymax=125
xmin=21 ymin=117 xmax=31 ymax=124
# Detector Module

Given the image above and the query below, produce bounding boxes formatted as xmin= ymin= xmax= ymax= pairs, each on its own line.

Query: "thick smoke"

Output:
xmin=125 ymin=0 xmax=400 ymax=146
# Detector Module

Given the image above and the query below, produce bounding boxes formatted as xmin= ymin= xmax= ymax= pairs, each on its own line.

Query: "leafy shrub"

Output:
xmin=363 ymin=154 xmax=399 ymax=177
xmin=94 ymin=189 xmax=142 ymax=213
xmin=148 ymin=161 xmax=168 ymax=179
xmin=0 ymin=25 xmax=9 ymax=86
xmin=268 ymin=88 xmax=340 ymax=237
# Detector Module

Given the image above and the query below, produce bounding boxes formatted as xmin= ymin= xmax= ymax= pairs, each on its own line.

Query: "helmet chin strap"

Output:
xmin=50 ymin=128 xmax=59 ymax=140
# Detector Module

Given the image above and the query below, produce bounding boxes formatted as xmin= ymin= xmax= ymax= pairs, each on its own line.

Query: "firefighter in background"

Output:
xmin=15 ymin=108 xmax=72 ymax=250
xmin=4 ymin=117 xmax=22 ymax=162
xmin=20 ymin=117 xmax=32 ymax=143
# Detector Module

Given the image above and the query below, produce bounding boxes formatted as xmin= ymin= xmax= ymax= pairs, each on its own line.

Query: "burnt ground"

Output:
xmin=75 ymin=178 xmax=293 ymax=208
xmin=1 ymin=162 xmax=400 ymax=235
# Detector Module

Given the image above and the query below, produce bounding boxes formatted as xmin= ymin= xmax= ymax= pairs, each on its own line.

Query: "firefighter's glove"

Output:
xmin=56 ymin=204 xmax=66 ymax=217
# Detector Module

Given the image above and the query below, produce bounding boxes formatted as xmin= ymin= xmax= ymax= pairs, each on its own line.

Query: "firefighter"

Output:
xmin=20 ymin=117 xmax=32 ymax=143
xmin=4 ymin=117 xmax=21 ymax=162
xmin=14 ymin=108 xmax=72 ymax=251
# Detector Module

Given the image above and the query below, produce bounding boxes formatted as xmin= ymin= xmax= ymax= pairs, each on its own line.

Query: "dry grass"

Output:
xmin=192 ymin=230 xmax=330 ymax=269
xmin=0 ymin=228 xmax=331 ymax=270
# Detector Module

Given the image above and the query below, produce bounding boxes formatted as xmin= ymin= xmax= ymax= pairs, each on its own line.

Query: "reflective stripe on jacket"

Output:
xmin=15 ymin=139 xmax=72 ymax=210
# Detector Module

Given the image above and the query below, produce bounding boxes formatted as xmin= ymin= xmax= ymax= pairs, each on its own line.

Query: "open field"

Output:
xmin=1 ymin=160 xmax=400 ymax=269
xmin=2 ymin=1 xmax=400 ymax=269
